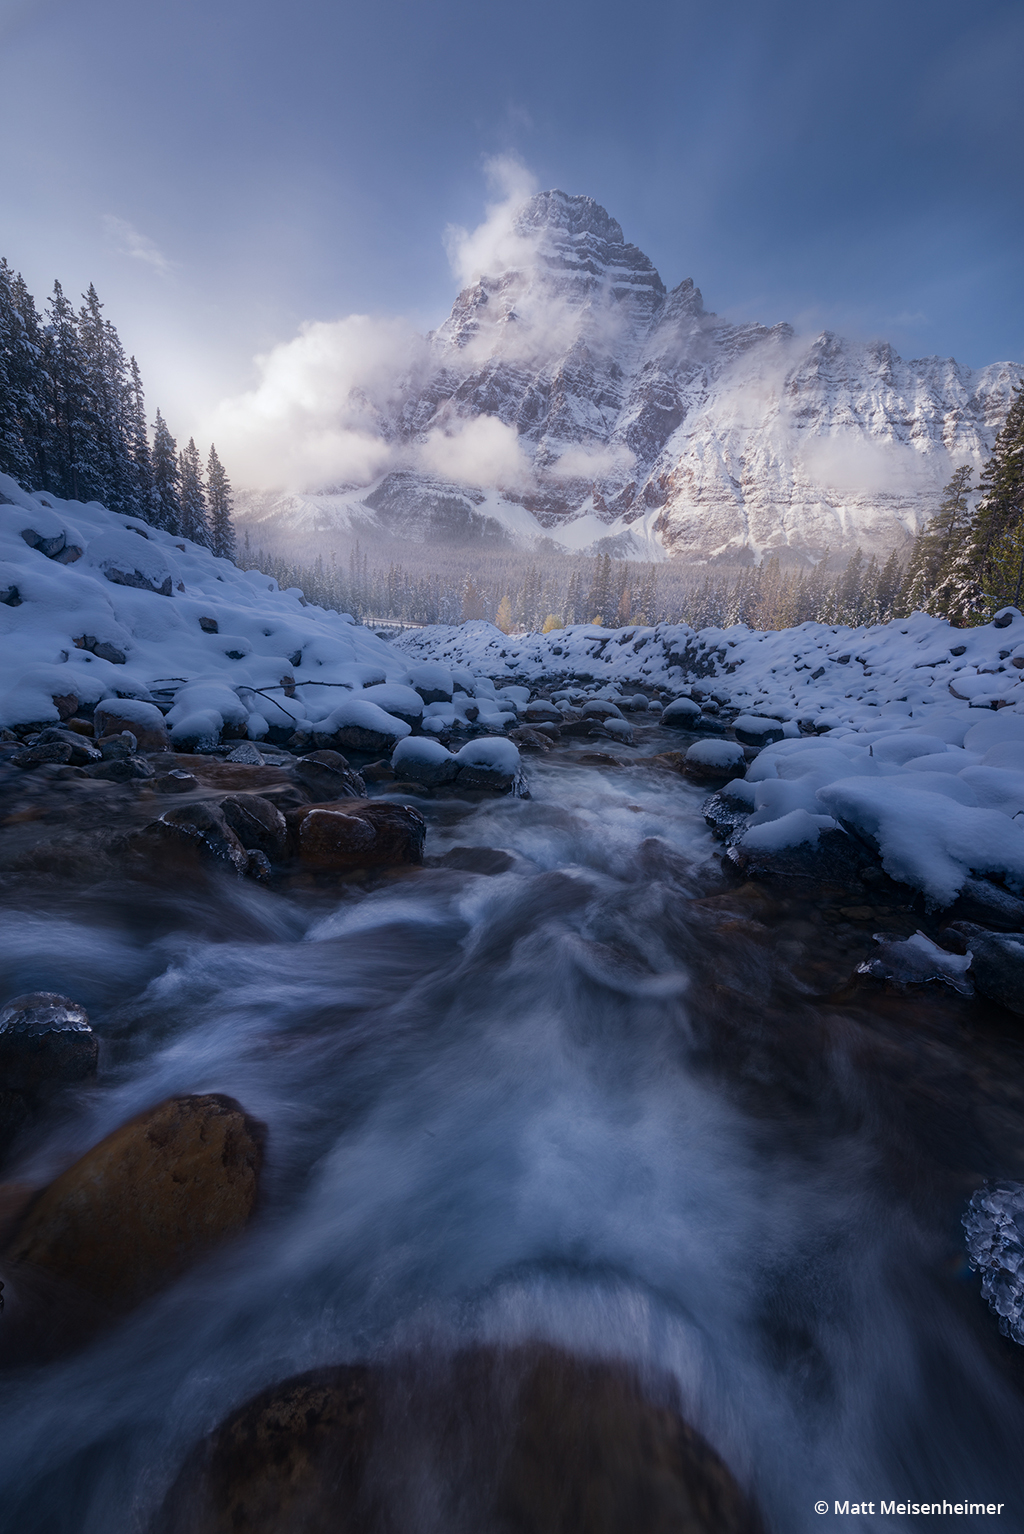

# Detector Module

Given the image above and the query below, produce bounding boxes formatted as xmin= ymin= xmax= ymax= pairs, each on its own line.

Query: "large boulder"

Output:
xmin=407 ymin=663 xmax=453 ymax=705
xmin=0 ymin=1094 xmax=264 ymax=1360
xmin=662 ymin=698 xmax=702 ymax=729
xmin=684 ymin=739 xmax=746 ymax=784
xmin=0 ymin=992 xmax=97 ymax=1095
xmin=316 ymin=698 xmax=411 ymax=756
xmin=732 ymin=715 xmax=786 ymax=748
xmin=128 ymin=802 xmax=251 ymax=876
xmin=290 ymin=799 xmax=426 ymax=870
xmin=156 ymin=1343 xmax=763 ymax=1534
xmin=85 ymin=528 xmax=177 ymax=595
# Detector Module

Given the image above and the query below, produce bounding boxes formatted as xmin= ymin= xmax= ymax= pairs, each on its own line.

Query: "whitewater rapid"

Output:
xmin=0 ymin=749 xmax=1022 ymax=1533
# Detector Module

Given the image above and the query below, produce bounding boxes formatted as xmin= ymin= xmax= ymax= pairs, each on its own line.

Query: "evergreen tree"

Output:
xmin=901 ymin=465 xmax=974 ymax=613
xmin=42 ymin=280 xmax=101 ymax=502
xmin=0 ymin=259 xmax=35 ymax=485
xmin=969 ymin=385 xmax=1024 ymax=598
xmin=151 ymin=409 xmax=181 ymax=533
xmin=835 ymin=547 xmax=865 ymax=625
xmin=206 ymin=442 xmax=235 ymax=558
xmin=126 ymin=357 xmax=157 ymax=520
xmin=873 ymin=547 xmax=904 ymax=622
xmin=77 ymin=283 xmax=131 ymax=512
xmin=178 ymin=437 xmax=209 ymax=544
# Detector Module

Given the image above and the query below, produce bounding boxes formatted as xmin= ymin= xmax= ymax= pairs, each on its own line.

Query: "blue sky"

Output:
xmin=2 ymin=0 xmax=1021 ymax=455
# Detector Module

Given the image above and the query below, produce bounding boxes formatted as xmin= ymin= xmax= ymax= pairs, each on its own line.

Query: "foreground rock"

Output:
xmin=156 ymin=1342 xmax=763 ymax=1534
xmin=0 ymin=992 xmax=98 ymax=1161
xmin=0 ymin=1094 xmax=264 ymax=1361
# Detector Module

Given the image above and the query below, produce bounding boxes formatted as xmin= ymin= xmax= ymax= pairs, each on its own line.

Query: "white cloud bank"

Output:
xmin=208 ymin=313 xmax=532 ymax=493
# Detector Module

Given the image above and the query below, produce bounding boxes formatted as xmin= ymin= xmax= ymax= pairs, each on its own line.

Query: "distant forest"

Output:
xmin=0 ymin=260 xmax=234 ymax=556
xmin=240 ymin=530 xmax=911 ymax=634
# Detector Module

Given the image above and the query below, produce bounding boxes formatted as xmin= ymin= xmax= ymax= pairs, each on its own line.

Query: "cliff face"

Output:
xmin=247 ymin=191 xmax=1023 ymax=562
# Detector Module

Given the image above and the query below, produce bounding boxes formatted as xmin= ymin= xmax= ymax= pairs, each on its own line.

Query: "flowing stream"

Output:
xmin=1 ymin=740 xmax=1024 ymax=1532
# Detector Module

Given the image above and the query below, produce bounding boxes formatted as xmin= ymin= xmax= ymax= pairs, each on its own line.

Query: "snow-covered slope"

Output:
xmin=0 ymin=473 xmax=406 ymax=740
xmin=240 ymin=191 xmax=1023 ymax=563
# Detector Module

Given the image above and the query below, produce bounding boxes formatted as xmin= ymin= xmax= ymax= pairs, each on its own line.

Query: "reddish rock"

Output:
xmin=2 ymin=1095 xmax=264 ymax=1328
xmin=220 ymin=794 xmax=290 ymax=862
xmin=156 ymin=1343 xmax=762 ymax=1534
xmin=290 ymin=799 xmax=425 ymax=870
xmin=93 ymin=701 xmax=170 ymax=752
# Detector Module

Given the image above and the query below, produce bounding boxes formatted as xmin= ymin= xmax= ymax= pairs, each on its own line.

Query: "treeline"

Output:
xmin=239 ymin=531 xmax=908 ymax=633
xmin=0 ymin=260 xmax=235 ymax=556
xmin=898 ymin=383 xmax=1024 ymax=625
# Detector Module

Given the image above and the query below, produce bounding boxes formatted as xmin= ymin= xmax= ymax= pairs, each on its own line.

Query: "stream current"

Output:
xmin=1 ymin=736 xmax=1024 ymax=1532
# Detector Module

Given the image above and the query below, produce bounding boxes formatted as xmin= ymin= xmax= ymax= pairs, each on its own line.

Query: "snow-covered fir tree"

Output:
xmin=151 ymin=409 xmax=182 ymax=534
xmin=178 ymin=437 xmax=209 ymax=545
xmin=901 ymin=465 xmax=974 ymax=614
xmin=206 ymin=443 xmax=235 ymax=559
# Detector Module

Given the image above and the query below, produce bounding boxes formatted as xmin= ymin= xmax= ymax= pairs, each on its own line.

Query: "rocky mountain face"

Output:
xmin=245 ymin=191 xmax=1023 ymax=563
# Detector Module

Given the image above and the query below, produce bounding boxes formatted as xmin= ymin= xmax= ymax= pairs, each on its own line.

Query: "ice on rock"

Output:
xmin=857 ymin=931 xmax=974 ymax=993
xmin=964 ymin=1185 xmax=1024 ymax=1343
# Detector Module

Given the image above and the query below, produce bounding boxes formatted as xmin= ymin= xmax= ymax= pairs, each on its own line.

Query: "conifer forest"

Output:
xmin=0 ymin=260 xmax=234 ymax=557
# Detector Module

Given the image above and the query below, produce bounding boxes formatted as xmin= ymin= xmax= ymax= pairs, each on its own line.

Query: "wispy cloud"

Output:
xmin=443 ymin=153 xmax=538 ymax=289
xmin=102 ymin=215 xmax=175 ymax=276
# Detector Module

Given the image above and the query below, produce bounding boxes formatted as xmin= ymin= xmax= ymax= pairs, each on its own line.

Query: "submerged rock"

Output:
xmin=156 ymin=1343 xmax=763 ymax=1534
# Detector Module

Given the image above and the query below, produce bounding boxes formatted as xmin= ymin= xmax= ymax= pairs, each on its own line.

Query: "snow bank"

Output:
xmin=0 ymin=471 xmax=409 ymax=740
xmin=397 ymin=604 xmax=1024 ymax=905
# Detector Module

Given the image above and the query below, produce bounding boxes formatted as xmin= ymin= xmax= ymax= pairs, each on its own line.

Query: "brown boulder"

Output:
xmin=2 ymin=1095 xmax=264 ymax=1329
xmin=220 ymin=794 xmax=290 ymax=862
xmin=93 ymin=701 xmax=170 ymax=752
xmin=156 ymin=1365 xmax=374 ymax=1534
xmin=290 ymin=799 xmax=425 ymax=870
xmin=156 ymin=1343 xmax=762 ymax=1534
xmin=130 ymin=802 xmax=250 ymax=875
xmin=294 ymin=750 xmax=366 ymax=802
